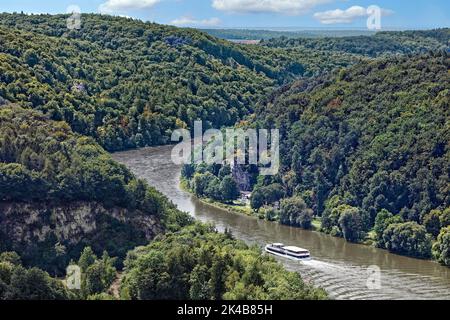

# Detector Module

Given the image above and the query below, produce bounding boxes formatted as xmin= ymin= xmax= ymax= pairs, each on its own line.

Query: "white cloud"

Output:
xmin=314 ymin=5 xmax=393 ymax=24
xmin=212 ymin=0 xmax=333 ymax=15
xmin=99 ymin=0 xmax=160 ymax=14
xmin=171 ymin=16 xmax=222 ymax=27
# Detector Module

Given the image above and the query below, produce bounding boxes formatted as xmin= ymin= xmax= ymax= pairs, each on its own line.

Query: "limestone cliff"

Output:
xmin=0 ymin=201 xmax=163 ymax=273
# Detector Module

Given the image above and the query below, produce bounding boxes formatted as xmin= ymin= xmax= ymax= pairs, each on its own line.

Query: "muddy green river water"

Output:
xmin=113 ymin=145 xmax=450 ymax=300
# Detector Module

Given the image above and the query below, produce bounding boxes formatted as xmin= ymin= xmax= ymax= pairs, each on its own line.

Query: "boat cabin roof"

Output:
xmin=283 ymin=246 xmax=309 ymax=253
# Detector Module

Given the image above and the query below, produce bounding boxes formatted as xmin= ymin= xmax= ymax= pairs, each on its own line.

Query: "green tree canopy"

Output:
xmin=382 ymin=222 xmax=432 ymax=259
xmin=432 ymin=226 xmax=450 ymax=267
xmin=280 ymin=197 xmax=313 ymax=229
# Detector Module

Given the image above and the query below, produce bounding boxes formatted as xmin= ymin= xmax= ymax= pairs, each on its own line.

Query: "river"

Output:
xmin=113 ymin=145 xmax=450 ymax=300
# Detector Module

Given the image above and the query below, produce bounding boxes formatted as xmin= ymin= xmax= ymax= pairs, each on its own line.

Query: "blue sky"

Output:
xmin=1 ymin=0 xmax=449 ymax=29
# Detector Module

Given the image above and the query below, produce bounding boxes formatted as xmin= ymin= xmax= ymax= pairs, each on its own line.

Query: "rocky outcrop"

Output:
xmin=0 ymin=201 xmax=163 ymax=271
xmin=0 ymin=201 xmax=161 ymax=244
xmin=232 ymin=164 xmax=252 ymax=191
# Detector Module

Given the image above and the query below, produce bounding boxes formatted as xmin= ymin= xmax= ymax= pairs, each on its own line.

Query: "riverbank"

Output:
xmin=181 ymin=178 xmax=327 ymax=230
xmin=181 ymin=179 xmax=379 ymax=248
xmin=180 ymin=178 xmax=254 ymax=216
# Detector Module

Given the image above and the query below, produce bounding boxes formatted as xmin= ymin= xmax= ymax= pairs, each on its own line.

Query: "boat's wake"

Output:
xmin=286 ymin=258 xmax=450 ymax=300
xmin=301 ymin=259 xmax=346 ymax=270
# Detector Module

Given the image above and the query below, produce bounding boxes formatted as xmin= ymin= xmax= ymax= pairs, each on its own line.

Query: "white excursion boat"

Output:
xmin=265 ymin=243 xmax=311 ymax=261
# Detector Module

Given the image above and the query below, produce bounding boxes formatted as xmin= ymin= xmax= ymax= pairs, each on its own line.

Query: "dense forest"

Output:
xmin=0 ymin=251 xmax=74 ymax=300
xmin=250 ymin=52 xmax=449 ymax=263
xmin=183 ymin=50 xmax=450 ymax=266
xmin=1 ymin=15 xmax=446 ymax=152
xmin=202 ymin=28 xmax=375 ymax=40
xmin=263 ymin=29 xmax=450 ymax=57
xmin=0 ymin=13 xmax=308 ymax=151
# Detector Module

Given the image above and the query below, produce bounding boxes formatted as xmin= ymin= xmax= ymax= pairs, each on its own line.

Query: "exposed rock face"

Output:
xmin=232 ymin=164 xmax=252 ymax=191
xmin=0 ymin=201 xmax=163 ymax=271
xmin=0 ymin=201 xmax=161 ymax=244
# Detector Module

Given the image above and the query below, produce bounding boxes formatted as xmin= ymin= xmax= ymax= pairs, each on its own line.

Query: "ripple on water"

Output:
xmin=293 ymin=259 xmax=450 ymax=300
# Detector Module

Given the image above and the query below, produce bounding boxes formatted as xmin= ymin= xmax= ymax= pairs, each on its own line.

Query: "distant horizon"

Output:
xmin=198 ymin=26 xmax=442 ymax=31
xmin=1 ymin=0 xmax=448 ymax=30
xmin=1 ymin=11 xmax=446 ymax=33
